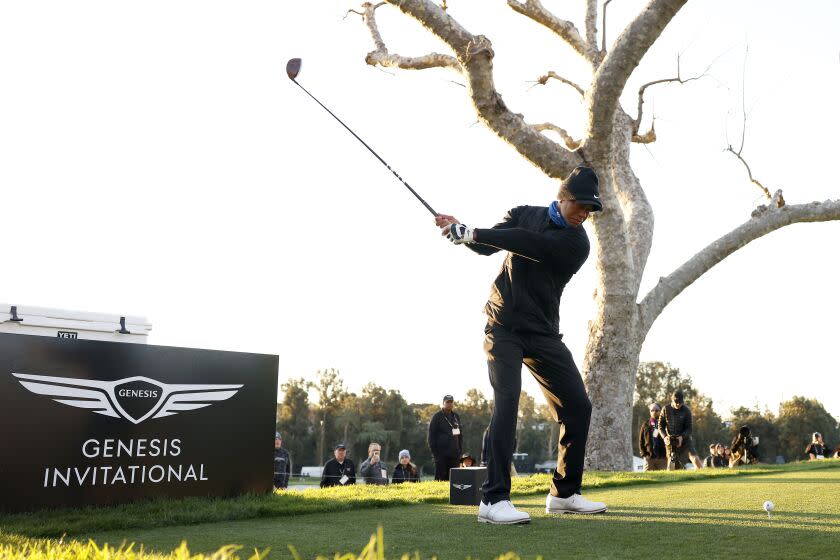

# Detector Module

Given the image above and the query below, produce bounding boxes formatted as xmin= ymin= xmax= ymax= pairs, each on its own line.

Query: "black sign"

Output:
xmin=0 ymin=333 xmax=278 ymax=512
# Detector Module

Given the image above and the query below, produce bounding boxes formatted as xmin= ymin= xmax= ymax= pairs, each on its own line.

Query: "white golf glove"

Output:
xmin=445 ymin=223 xmax=474 ymax=244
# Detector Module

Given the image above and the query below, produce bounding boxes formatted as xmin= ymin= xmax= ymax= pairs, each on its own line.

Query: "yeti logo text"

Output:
xmin=12 ymin=373 xmax=243 ymax=424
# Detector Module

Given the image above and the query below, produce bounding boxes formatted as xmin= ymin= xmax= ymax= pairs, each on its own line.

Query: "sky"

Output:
xmin=1 ymin=1 xmax=838 ymax=420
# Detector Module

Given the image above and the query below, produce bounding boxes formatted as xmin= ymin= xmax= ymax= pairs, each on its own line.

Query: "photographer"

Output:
xmin=657 ymin=390 xmax=702 ymax=470
xmin=730 ymin=425 xmax=759 ymax=466
xmin=805 ymin=432 xmax=827 ymax=460
xmin=359 ymin=442 xmax=389 ymax=485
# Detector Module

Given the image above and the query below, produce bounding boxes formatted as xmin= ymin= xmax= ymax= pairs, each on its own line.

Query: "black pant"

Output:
xmin=481 ymin=323 xmax=592 ymax=503
xmin=434 ymin=455 xmax=460 ymax=481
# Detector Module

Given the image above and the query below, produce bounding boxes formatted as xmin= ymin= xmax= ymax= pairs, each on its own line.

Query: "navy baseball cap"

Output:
xmin=334 ymin=442 xmax=347 ymax=450
xmin=558 ymin=166 xmax=602 ymax=211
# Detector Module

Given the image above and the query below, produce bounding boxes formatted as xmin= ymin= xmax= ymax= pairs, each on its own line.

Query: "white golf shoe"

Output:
xmin=477 ymin=500 xmax=531 ymax=524
xmin=545 ymin=493 xmax=607 ymax=514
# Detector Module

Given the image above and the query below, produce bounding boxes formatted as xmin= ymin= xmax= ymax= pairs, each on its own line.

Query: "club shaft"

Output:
xmin=291 ymin=79 xmax=437 ymax=216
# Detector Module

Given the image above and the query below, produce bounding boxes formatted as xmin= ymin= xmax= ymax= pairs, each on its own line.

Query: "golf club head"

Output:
xmin=286 ymin=58 xmax=302 ymax=80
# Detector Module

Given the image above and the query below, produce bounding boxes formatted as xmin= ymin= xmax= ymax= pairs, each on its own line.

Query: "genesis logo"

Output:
xmin=452 ymin=484 xmax=472 ymax=490
xmin=12 ymin=373 xmax=243 ymax=424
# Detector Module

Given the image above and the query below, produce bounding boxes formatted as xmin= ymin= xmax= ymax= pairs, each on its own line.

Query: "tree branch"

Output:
xmin=532 ymin=71 xmax=585 ymax=96
xmin=726 ymin=146 xmax=774 ymax=201
xmin=601 ymin=0 xmax=614 ymax=53
xmin=531 ymin=123 xmax=580 ymax=150
xmin=353 ymin=2 xmax=461 ymax=71
xmin=364 ymin=0 xmax=582 ymax=178
xmin=585 ymin=0 xmax=598 ymax=52
xmin=639 ymin=194 xmax=840 ymax=334
xmin=725 ymin=46 xmax=773 ymax=201
xmin=507 ymin=0 xmax=598 ymax=64
xmin=632 ymin=55 xmax=710 ymax=143
xmin=583 ymin=0 xmax=688 ymax=158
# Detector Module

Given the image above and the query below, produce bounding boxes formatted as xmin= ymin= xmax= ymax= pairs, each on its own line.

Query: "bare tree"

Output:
xmin=348 ymin=0 xmax=840 ymax=470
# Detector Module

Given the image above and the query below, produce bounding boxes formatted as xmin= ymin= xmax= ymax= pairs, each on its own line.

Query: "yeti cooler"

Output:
xmin=0 ymin=304 xmax=151 ymax=344
xmin=449 ymin=467 xmax=487 ymax=505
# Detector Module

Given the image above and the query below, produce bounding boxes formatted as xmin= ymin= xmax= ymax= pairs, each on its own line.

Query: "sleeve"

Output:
xmin=347 ymin=461 xmax=356 ymax=485
xmin=455 ymin=413 xmax=464 ymax=450
xmin=638 ymin=423 xmax=648 ymax=457
xmin=657 ymin=408 xmax=668 ymax=437
xmin=359 ymin=459 xmax=373 ymax=480
xmin=281 ymin=451 xmax=291 ymax=487
xmin=466 ymin=207 xmax=521 ymax=256
xmin=682 ymin=408 xmax=692 ymax=436
xmin=428 ymin=415 xmax=439 ymax=456
xmin=473 ymin=226 xmax=589 ymax=272
xmin=319 ymin=463 xmax=329 ymax=488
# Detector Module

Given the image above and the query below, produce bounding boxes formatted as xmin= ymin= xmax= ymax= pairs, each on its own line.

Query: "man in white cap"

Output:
xmin=428 ymin=394 xmax=463 ymax=481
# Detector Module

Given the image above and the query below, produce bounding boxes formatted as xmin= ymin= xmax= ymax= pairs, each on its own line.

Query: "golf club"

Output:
xmin=286 ymin=58 xmax=438 ymax=216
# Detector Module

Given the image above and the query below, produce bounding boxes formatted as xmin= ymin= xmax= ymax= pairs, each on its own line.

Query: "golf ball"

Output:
xmin=763 ymin=500 xmax=774 ymax=512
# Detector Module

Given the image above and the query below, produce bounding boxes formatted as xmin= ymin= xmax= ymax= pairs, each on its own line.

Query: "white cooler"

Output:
xmin=0 ymin=303 xmax=151 ymax=344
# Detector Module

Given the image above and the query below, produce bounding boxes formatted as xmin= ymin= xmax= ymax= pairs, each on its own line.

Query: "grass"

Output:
xmin=1 ymin=461 xmax=838 ymax=559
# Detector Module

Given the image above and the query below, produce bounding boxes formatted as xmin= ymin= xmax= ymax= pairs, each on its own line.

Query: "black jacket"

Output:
xmin=469 ymin=205 xmax=590 ymax=334
xmin=428 ymin=410 xmax=463 ymax=459
xmin=392 ymin=463 xmax=419 ymax=484
xmin=273 ymin=447 xmax=291 ymax=488
xmin=658 ymin=404 xmax=693 ymax=439
xmin=638 ymin=418 xmax=666 ymax=458
xmin=320 ymin=458 xmax=356 ymax=488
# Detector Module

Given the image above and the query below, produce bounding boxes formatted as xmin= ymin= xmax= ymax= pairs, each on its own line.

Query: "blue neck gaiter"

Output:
xmin=548 ymin=201 xmax=568 ymax=228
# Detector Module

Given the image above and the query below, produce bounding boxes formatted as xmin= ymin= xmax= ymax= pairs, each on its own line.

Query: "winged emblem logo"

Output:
xmin=12 ymin=373 xmax=243 ymax=424
xmin=452 ymin=483 xmax=472 ymax=490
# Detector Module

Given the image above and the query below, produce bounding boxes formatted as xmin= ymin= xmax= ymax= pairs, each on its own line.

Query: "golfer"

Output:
xmin=436 ymin=166 xmax=607 ymax=525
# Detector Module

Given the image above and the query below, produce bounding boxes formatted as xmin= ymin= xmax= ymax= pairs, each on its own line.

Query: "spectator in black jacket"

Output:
xmin=639 ymin=403 xmax=667 ymax=471
xmin=436 ymin=167 xmax=607 ymax=525
xmin=273 ymin=432 xmax=291 ymax=489
xmin=428 ymin=395 xmax=463 ymax=482
xmin=658 ymin=390 xmax=703 ymax=470
xmin=320 ymin=443 xmax=356 ymax=488
xmin=392 ymin=449 xmax=420 ymax=483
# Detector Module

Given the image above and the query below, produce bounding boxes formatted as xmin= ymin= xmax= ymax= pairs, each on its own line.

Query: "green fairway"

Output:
xmin=69 ymin=466 xmax=839 ymax=560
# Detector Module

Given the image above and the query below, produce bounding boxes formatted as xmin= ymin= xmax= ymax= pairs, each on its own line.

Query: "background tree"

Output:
xmin=349 ymin=0 xmax=840 ymax=469
xmin=276 ymin=377 xmax=316 ymax=471
xmin=728 ymin=406 xmax=781 ymax=463
xmin=312 ymin=368 xmax=348 ymax=464
xmin=689 ymin=394 xmax=727 ymax=457
xmin=776 ymin=396 xmax=840 ymax=462
xmin=457 ymin=388 xmax=493 ymax=461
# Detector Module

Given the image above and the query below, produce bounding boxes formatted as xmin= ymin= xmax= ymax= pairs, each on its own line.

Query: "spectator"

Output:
xmin=320 ymin=443 xmax=356 ymax=488
xmin=833 ymin=444 xmax=840 ymax=459
xmin=428 ymin=394 xmax=463 ymax=481
xmin=713 ymin=443 xmax=727 ymax=467
xmin=730 ymin=425 xmax=759 ymax=466
xmin=460 ymin=453 xmax=476 ymax=468
xmin=273 ymin=432 xmax=291 ymax=489
xmin=723 ymin=446 xmax=732 ymax=465
xmin=359 ymin=442 xmax=389 ymax=485
xmin=702 ymin=443 xmax=717 ymax=469
xmin=805 ymin=432 xmax=827 ymax=460
xmin=658 ymin=390 xmax=703 ymax=470
xmin=638 ymin=402 xmax=667 ymax=471
xmin=392 ymin=449 xmax=420 ymax=484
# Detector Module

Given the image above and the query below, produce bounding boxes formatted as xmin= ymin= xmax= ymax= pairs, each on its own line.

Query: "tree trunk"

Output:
xmin=583 ymin=113 xmax=647 ymax=471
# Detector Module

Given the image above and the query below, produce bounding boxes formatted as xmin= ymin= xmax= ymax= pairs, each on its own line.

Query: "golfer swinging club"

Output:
xmin=436 ymin=166 xmax=607 ymax=524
